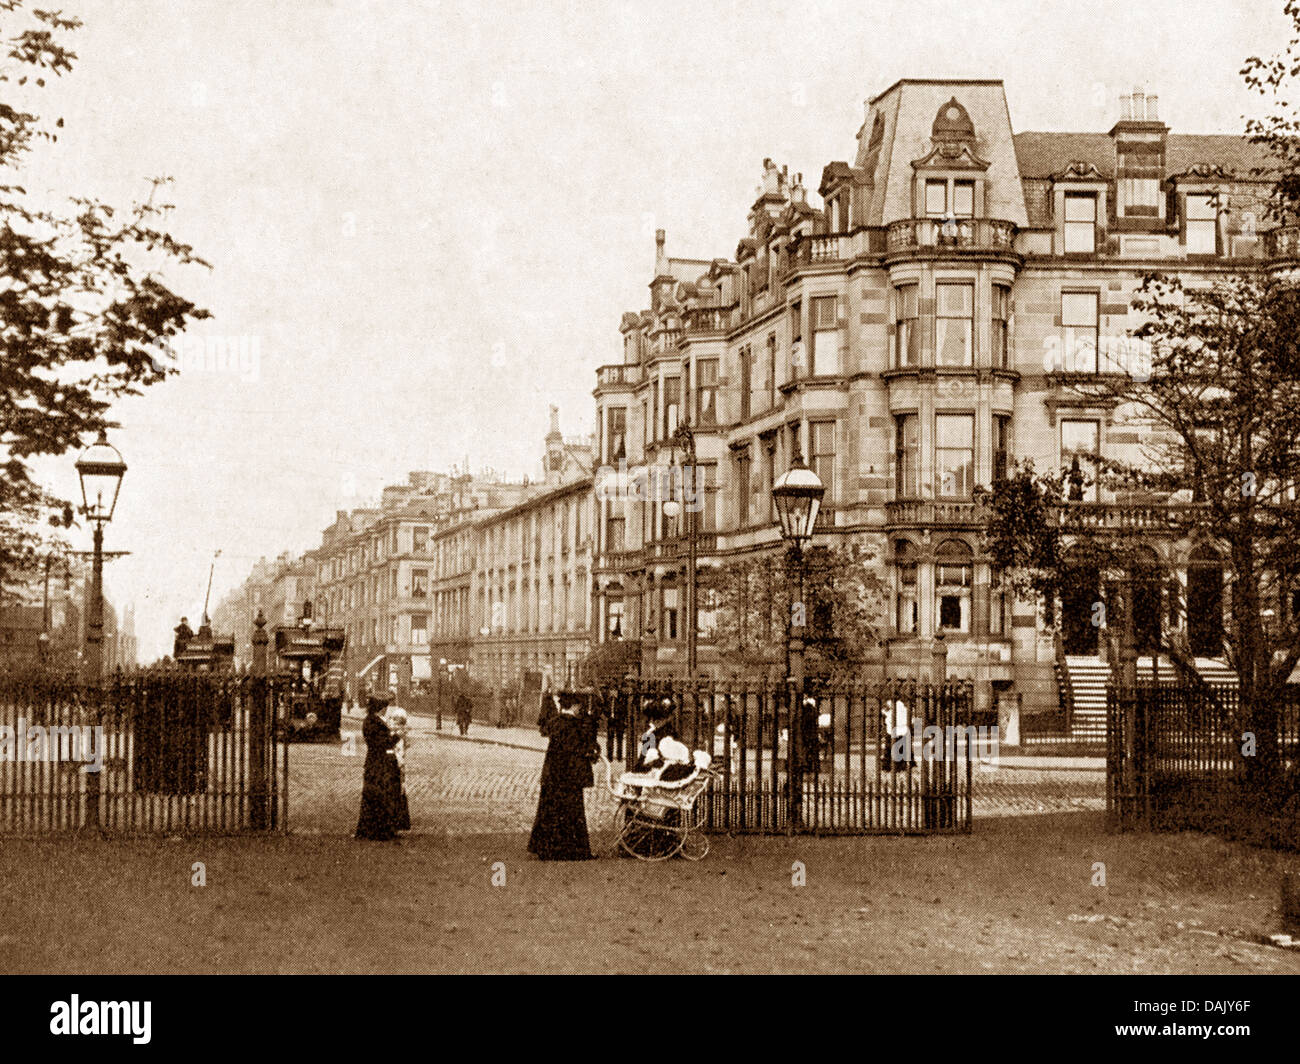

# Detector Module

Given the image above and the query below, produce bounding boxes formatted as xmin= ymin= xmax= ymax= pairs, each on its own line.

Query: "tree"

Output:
xmin=979 ymin=269 xmax=1300 ymax=797
xmin=1243 ymin=0 xmax=1300 ymax=222
xmin=0 ymin=3 xmax=209 ymax=600
xmin=701 ymin=542 xmax=887 ymax=684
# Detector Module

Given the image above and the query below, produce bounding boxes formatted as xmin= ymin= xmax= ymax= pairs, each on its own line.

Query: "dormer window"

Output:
xmin=925 ymin=179 xmax=947 ymax=217
xmin=953 ymin=180 xmax=974 ymax=217
xmin=1063 ymin=192 xmax=1097 ymax=253
xmin=1185 ymin=194 xmax=1218 ymax=255
xmin=924 ymin=178 xmax=976 ymax=218
xmin=1116 ymin=145 xmax=1164 ymax=219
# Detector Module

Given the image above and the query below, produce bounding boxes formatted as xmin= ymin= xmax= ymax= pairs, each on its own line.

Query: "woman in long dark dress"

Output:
xmin=355 ymin=694 xmax=403 ymax=841
xmin=528 ymin=692 xmax=598 ymax=860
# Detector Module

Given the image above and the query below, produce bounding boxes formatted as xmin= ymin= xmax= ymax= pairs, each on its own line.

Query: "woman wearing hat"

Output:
xmin=528 ymin=691 xmax=599 ymax=860
xmin=355 ymin=692 xmax=403 ymax=841
xmin=635 ymin=697 xmax=680 ymax=772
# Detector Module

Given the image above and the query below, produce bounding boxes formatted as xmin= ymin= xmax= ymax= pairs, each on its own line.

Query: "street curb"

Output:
xmin=342 ymin=712 xmax=547 ymax=756
xmin=425 ymin=731 xmax=546 ymax=755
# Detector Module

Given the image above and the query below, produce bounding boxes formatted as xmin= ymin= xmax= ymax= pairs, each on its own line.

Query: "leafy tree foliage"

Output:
xmin=981 ymin=268 xmax=1300 ymax=794
xmin=0 ymin=2 xmax=208 ymax=600
xmin=701 ymin=542 xmax=887 ymax=683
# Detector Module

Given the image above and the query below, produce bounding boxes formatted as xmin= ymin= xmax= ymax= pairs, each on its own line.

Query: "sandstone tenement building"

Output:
xmin=591 ymin=78 xmax=1278 ymax=739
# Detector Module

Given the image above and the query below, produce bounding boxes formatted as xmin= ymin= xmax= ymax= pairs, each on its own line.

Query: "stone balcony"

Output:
xmin=885 ymin=499 xmax=983 ymax=527
xmin=1054 ymin=501 xmax=1207 ymax=533
xmin=886 ymin=217 xmax=1017 ymax=254
xmin=785 ymin=219 xmax=1018 ymax=271
xmin=682 ymin=305 xmax=736 ymax=334
xmin=788 ymin=229 xmax=885 ymax=268
xmin=595 ymin=364 xmax=645 ymax=388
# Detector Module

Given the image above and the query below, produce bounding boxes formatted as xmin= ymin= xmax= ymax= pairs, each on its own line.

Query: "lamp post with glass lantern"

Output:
xmin=772 ymin=447 xmax=825 ymax=684
xmin=74 ymin=430 xmax=126 ymax=831
xmin=75 ymin=431 xmax=126 ymax=686
xmin=771 ymin=446 xmax=825 ymax=829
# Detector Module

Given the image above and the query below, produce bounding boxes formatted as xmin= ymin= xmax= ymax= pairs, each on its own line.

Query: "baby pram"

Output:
xmin=601 ymin=749 xmax=718 ymax=861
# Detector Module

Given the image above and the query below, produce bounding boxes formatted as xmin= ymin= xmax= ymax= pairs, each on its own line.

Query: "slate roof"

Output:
xmin=1013 ymin=131 xmax=1279 ymax=180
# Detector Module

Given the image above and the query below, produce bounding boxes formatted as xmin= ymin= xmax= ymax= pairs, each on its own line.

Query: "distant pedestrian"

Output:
xmin=881 ymin=698 xmax=911 ymax=771
xmin=355 ymin=693 xmax=402 ymax=841
xmin=454 ymin=686 xmax=472 ymax=736
xmin=528 ymin=692 xmax=598 ymax=860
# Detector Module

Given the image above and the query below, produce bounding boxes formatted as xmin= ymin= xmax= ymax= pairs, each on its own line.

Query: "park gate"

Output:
xmin=598 ymin=679 xmax=976 ymax=835
xmin=0 ymin=670 xmax=287 ymax=834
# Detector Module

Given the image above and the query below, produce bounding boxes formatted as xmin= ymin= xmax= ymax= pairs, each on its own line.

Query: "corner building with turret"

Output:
xmin=591 ymin=78 xmax=1281 ymax=742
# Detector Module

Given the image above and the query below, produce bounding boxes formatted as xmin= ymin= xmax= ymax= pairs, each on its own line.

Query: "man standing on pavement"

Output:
xmin=454 ymin=682 xmax=473 ymax=736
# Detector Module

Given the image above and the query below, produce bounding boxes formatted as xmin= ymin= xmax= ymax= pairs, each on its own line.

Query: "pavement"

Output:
xmin=351 ymin=708 xmax=1107 ymax=770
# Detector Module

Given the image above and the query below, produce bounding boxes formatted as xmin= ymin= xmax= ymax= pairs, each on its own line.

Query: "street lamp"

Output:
xmin=661 ymin=424 xmax=698 ymax=677
xmin=75 ymin=430 xmax=126 ymax=685
xmin=772 ymin=446 xmax=824 ymax=830
xmin=74 ymin=429 xmax=125 ymax=834
xmin=772 ymin=449 xmax=824 ymax=560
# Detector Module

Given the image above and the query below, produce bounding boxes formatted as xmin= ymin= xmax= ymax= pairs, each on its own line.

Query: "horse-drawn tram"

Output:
xmin=273 ymin=603 xmax=345 ymax=742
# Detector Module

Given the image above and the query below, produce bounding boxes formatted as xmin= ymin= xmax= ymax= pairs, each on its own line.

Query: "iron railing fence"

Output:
xmin=1107 ymin=682 xmax=1300 ymax=831
xmin=595 ymin=678 xmax=978 ymax=836
xmin=0 ymin=668 xmax=287 ymax=835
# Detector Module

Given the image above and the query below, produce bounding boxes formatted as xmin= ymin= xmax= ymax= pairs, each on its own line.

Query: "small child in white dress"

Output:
xmin=617 ymin=737 xmax=709 ymax=792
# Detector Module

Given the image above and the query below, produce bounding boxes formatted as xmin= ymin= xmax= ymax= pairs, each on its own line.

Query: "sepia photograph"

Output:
xmin=0 ymin=0 xmax=1298 ymax=1042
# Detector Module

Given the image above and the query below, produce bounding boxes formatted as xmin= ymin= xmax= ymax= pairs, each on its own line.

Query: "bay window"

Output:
xmin=811 ymin=295 xmax=839 ymax=375
xmin=935 ymin=540 xmax=973 ymax=633
xmin=810 ymin=421 xmax=835 ymax=504
xmin=992 ymin=285 xmax=1010 ymax=368
xmin=993 ymin=414 xmax=1012 ymax=484
xmin=695 ymin=360 xmax=718 ymax=426
xmin=935 ymin=282 xmax=973 ymax=366
xmin=894 ymin=284 xmax=918 ymax=367
xmin=936 ymin=413 xmax=974 ymax=498
xmin=894 ymin=414 xmax=919 ymax=498
xmin=895 ymin=540 xmax=918 ymax=635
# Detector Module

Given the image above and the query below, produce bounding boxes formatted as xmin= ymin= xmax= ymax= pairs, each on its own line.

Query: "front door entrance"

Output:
xmin=1062 ymin=564 xmax=1100 ymax=654
xmin=1187 ymin=549 xmax=1224 ymax=657
xmin=1131 ymin=555 xmax=1162 ymax=654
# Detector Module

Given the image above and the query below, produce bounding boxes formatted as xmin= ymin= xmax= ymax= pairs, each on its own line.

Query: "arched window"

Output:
xmin=894 ymin=540 xmax=918 ymax=635
xmin=935 ymin=540 xmax=973 ymax=633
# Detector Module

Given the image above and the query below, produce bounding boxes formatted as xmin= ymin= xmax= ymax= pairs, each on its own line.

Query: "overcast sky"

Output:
xmin=18 ymin=0 xmax=1294 ymax=659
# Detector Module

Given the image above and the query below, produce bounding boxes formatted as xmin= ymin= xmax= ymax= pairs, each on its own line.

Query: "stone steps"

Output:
xmin=1060 ymin=656 xmax=1238 ymax=740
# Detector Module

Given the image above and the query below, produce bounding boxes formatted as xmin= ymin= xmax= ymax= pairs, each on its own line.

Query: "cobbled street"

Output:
xmin=290 ymin=710 xmax=1104 ymax=837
